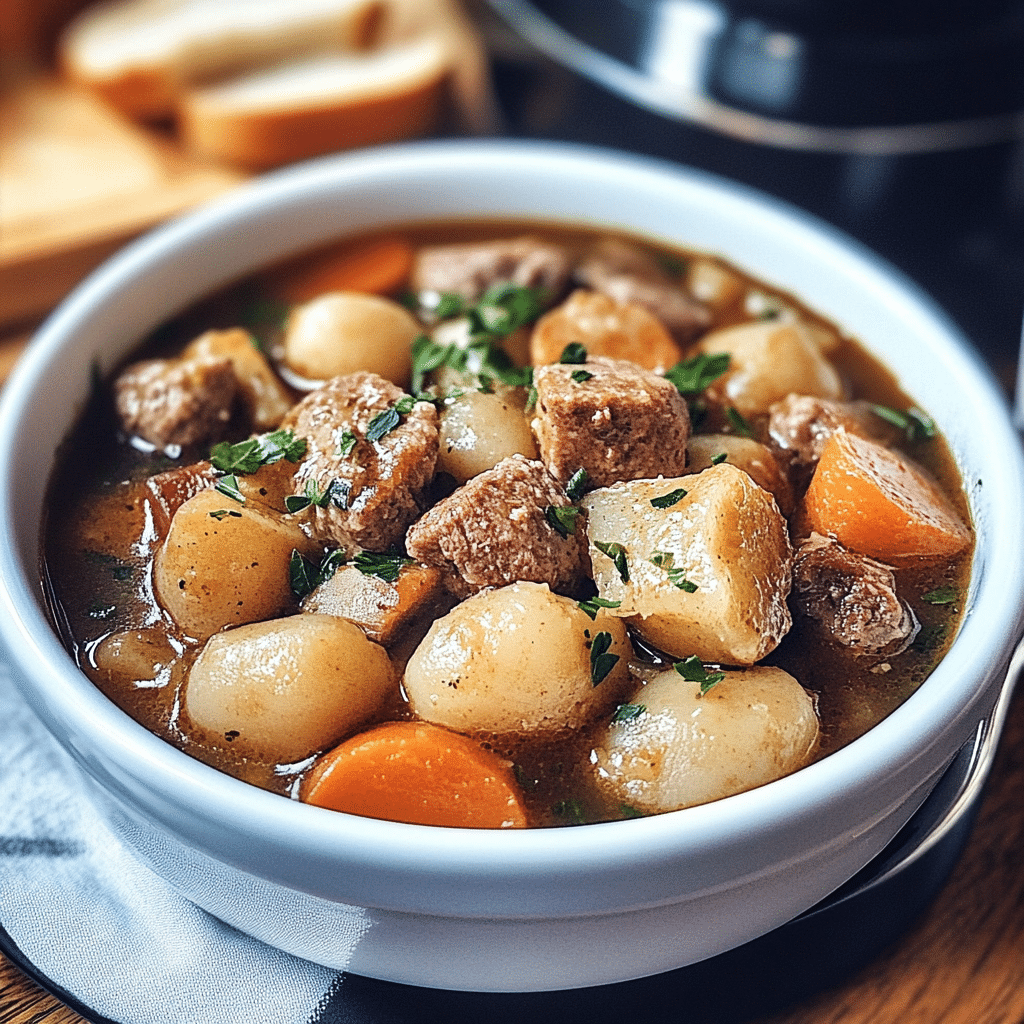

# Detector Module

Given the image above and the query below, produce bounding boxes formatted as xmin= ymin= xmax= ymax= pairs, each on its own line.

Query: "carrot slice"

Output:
xmin=266 ymin=235 xmax=415 ymax=304
xmin=301 ymin=721 xmax=529 ymax=829
xmin=802 ymin=429 xmax=971 ymax=561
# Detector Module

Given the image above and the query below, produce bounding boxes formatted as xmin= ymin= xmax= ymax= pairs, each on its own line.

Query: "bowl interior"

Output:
xmin=2 ymin=139 xmax=1023 ymax=920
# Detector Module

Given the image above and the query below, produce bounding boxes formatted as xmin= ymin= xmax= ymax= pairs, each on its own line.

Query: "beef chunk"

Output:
xmin=574 ymin=237 xmax=710 ymax=344
xmin=410 ymin=235 xmax=571 ymax=302
xmin=405 ymin=455 xmax=588 ymax=597
xmin=531 ymin=356 xmax=690 ymax=489
xmin=791 ymin=533 xmax=918 ymax=656
xmin=114 ymin=356 xmax=236 ymax=448
xmin=767 ymin=396 xmax=898 ymax=478
xmin=282 ymin=372 xmax=438 ymax=552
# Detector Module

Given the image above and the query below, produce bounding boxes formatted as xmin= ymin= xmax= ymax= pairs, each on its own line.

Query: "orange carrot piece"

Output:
xmin=302 ymin=721 xmax=529 ymax=829
xmin=802 ymin=429 xmax=971 ymax=561
xmin=266 ymin=235 xmax=415 ymax=304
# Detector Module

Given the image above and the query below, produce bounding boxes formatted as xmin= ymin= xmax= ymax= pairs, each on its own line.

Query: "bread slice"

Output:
xmin=59 ymin=0 xmax=383 ymax=120
xmin=178 ymin=33 xmax=451 ymax=168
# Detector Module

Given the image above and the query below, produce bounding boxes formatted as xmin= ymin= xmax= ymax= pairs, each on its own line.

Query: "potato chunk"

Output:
xmin=699 ymin=319 xmax=842 ymax=417
xmin=436 ymin=389 xmax=538 ymax=483
xmin=185 ymin=613 xmax=396 ymax=762
xmin=153 ymin=487 xmax=314 ymax=639
xmin=591 ymin=665 xmax=819 ymax=813
xmin=283 ymin=291 xmax=420 ymax=386
xmin=404 ymin=582 xmax=633 ymax=736
xmin=581 ymin=464 xmax=793 ymax=665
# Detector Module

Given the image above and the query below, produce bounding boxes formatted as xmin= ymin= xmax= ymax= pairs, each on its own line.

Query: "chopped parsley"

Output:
xmin=284 ymin=478 xmax=334 ymax=513
xmin=711 ymin=452 xmax=728 ymax=465
xmin=209 ymin=429 xmax=306 ymax=474
xmin=649 ymin=551 xmax=698 ymax=591
xmin=552 ymin=798 xmax=587 ymax=824
xmin=565 ymin=467 xmax=589 ymax=502
xmin=595 ymin=540 xmax=629 ymax=583
xmin=869 ymin=403 xmax=937 ymax=443
xmin=589 ymin=631 xmax=619 ymax=686
xmin=650 ymin=487 xmax=687 ymax=509
xmin=922 ymin=585 xmax=958 ymax=606
xmin=352 ymin=550 xmax=414 ymax=584
xmin=545 ymin=504 xmax=582 ymax=538
xmin=214 ymin=474 xmax=245 ymax=504
xmin=365 ymin=406 xmax=401 ymax=442
xmin=336 ymin=430 xmax=357 ymax=457
xmin=208 ymin=508 xmax=242 ymax=521
xmin=570 ymin=368 xmax=594 ymax=383
xmin=619 ymin=804 xmax=643 ymax=819
xmin=559 ymin=342 xmax=588 ymax=365
xmin=288 ymin=549 xmax=321 ymax=599
xmin=663 ymin=352 xmax=730 ymax=395
xmin=726 ymin=406 xmax=754 ymax=438
xmin=611 ymin=702 xmax=646 ymax=723
xmin=525 ymin=383 xmax=538 ymax=412
xmin=673 ymin=655 xmax=725 ymax=696
xmin=577 ymin=596 xmax=622 ymax=620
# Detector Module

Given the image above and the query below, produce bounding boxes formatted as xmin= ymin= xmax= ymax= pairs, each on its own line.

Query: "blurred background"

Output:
xmin=3 ymin=0 xmax=1023 ymax=383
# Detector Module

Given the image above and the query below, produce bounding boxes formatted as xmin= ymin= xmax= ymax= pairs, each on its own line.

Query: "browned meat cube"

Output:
xmin=791 ymin=533 xmax=918 ymax=657
xmin=144 ymin=461 xmax=220 ymax=537
xmin=410 ymin=235 xmax=571 ymax=302
xmin=114 ymin=356 xmax=236 ymax=448
xmin=302 ymin=563 xmax=451 ymax=653
xmin=531 ymin=356 xmax=690 ymax=489
xmin=282 ymin=372 xmax=439 ymax=552
xmin=574 ymin=237 xmax=710 ymax=344
xmin=767 ymin=395 xmax=900 ymax=481
xmin=405 ymin=455 xmax=589 ymax=598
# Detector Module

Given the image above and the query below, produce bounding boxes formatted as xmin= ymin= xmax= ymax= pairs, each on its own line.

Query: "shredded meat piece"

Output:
xmin=114 ymin=357 xmax=236 ymax=448
xmin=574 ymin=237 xmax=710 ymax=344
xmin=767 ymin=395 xmax=899 ymax=480
xmin=410 ymin=235 xmax=571 ymax=302
xmin=791 ymin=533 xmax=918 ymax=656
xmin=282 ymin=372 xmax=438 ymax=552
xmin=531 ymin=356 xmax=690 ymax=489
xmin=406 ymin=455 xmax=589 ymax=598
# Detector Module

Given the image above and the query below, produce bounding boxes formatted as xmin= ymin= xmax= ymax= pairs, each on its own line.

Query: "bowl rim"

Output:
xmin=2 ymin=138 xmax=1023 ymax=913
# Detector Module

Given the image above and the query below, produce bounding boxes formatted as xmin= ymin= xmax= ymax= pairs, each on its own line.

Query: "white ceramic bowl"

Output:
xmin=2 ymin=140 xmax=1023 ymax=992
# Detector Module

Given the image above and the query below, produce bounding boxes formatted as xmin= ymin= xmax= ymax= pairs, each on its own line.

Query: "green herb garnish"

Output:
xmin=208 ymin=508 xmax=242 ymax=521
xmin=552 ymin=798 xmax=587 ymax=824
xmin=559 ymin=342 xmax=588 ymax=365
xmin=288 ymin=549 xmax=320 ymax=599
xmin=545 ymin=504 xmax=582 ymax=538
xmin=869 ymin=404 xmax=937 ymax=443
xmin=210 ymin=429 xmax=306 ymax=474
xmin=577 ymin=596 xmax=622 ymax=620
xmin=673 ymin=655 xmax=725 ymax=696
xmin=650 ymin=487 xmax=687 ymax=509
xmin=663 ymin=352 xmax=730 ymax=395
xmin=611 ymin=703 xmax=646 ymax=723
xmin=365 ymin=406 xmax=401 ymax=442
xmin=565 ymin=467 xmax=588 ymax=502
xmin=595 ymin=540 xmax=629 ymax=583
xmin=214 ymin=474 xmax=245 ymax=504
xmin=711 ymin=452 xmax=728 ymax=465
xmin=352 ymin=550 xmax=413 ymax=584
xmin=336 ymin=430 xmax=357 ymax=458
xmin=589 ymin=631 xmax=619 ymax=685
xmin=570 ymin=368 xmax=594 ymax=383
xmin=725 ymin=406 xmax=754 ymax=438
xmin=922 ymin=585 xmax=958 ymax=605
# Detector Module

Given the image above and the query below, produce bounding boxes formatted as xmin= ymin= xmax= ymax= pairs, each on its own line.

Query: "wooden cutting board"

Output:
xmin=0 ymin=73 xmax=246 ymax=328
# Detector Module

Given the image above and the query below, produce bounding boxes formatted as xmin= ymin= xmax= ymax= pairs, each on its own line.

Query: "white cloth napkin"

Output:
xmin=0 ymin=660 xmax=344 ymax=1024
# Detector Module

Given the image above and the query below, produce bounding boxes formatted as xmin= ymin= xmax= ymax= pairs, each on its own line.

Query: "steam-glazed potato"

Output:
xmin=185 ymin=613 xmax=396 ymax=763
xmin=437 ymin=389 xmax=538 ymax=483
xmin=404 ymin=581 xmax=633 ymax=735
xmin=153 ymin=487 xmax=314 ymax=639
xmin=591 ymin=665 xmax=819 ymax=813
xmin=698 ymin=319 xmax=843 ymax=417
xmin=283 ymin=291 xmax=420 ymax=385
xmin=686 ymin=433 xmax=794 ymax=515
xmin=581 ymin=464 xmax=793 ymax=665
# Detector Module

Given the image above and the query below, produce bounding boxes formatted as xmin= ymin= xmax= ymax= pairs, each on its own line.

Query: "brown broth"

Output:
xmin=42 ymin=220 xmax=973 ymax=828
